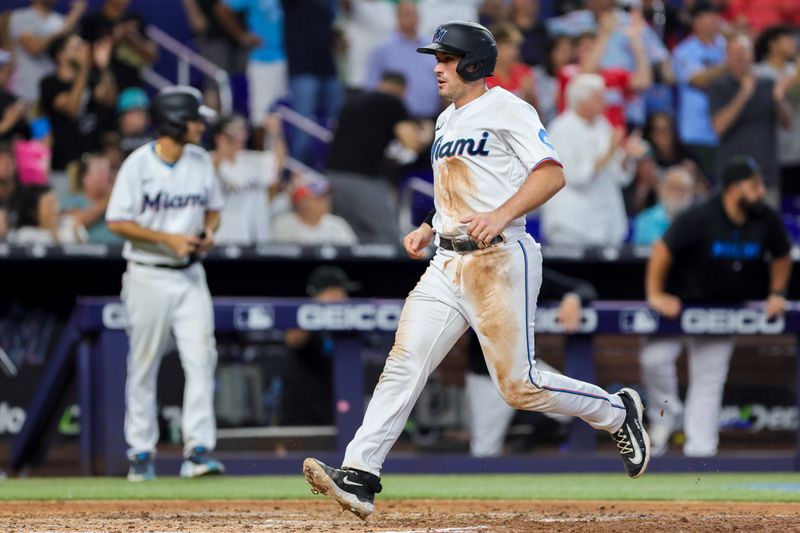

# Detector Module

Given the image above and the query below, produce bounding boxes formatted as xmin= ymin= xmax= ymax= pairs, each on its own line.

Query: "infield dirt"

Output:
xmin=2 ymin=499 xmax=799 ymax=532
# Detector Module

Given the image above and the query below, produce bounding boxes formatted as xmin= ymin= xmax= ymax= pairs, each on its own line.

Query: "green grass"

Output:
xmin=1 ymin=474 xmax=799 ymax=502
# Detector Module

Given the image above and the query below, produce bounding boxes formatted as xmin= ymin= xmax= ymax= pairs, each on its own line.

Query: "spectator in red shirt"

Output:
xmin=486 ymin=22 xmax=537 ymax=108
xmin=557 ymin=10 xmax=653 ymax=129
xmin=724 ymin=0 xmax=800 ymax=34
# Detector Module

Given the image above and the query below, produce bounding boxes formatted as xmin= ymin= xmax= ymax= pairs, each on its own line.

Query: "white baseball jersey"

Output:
xmin=431 ymin=86 xmax=561 ymax=239
xmin=106 ymin=142 xmax=224 ymax=265
xmin=215 ymin=149 xmax=276 ymax=244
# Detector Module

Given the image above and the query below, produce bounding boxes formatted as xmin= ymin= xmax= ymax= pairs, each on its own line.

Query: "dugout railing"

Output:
xmin=11 ymin=298 xmax=800 ymax=476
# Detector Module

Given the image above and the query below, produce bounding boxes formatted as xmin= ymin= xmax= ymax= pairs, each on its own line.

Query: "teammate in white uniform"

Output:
xmin=106 ymin=86 xmax=225 ymax=481
xmin=303 ymin=22 xmax=651 ymax=519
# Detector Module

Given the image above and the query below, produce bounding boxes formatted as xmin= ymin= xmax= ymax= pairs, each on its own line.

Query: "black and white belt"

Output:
xmin=131 ymin=259 xmax=196 ymax=270
xmin=438 ymin=235 xmax=504 ymax=252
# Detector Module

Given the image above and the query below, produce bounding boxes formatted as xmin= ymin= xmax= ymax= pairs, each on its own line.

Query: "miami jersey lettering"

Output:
xmin=106 ymin=142 xmax=224 ymax=264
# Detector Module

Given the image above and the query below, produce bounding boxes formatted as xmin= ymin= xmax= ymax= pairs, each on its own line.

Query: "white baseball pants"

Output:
xmin=343 ymin=235 xmax=627 ymax=475
xmin=121 ymin=262 xmax=218 ymax=458
xmin=638 ymin=336 xmax=734 ymax=457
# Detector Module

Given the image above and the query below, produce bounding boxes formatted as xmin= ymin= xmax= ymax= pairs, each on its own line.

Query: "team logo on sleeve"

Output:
xmin=538 ymin=128 xmax=554 ymax=150
xmin=433 ymin=27 xmax=447 ymax=43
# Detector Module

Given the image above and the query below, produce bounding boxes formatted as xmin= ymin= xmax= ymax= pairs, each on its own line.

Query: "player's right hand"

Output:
xmin=164 ymin=233 xmax=200 ymax=258
xmin=647 ymin=292 xmax=682 ymax=319
xmin=403 ymin=224 xmax=433 ymax=260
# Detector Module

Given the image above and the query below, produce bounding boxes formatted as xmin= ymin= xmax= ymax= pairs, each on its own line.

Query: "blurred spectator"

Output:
xmin=116 ymin=87 xmax=152 ymax=157
xmin=101 ymin=130 xmax=124 ymax=181
xmin=508 ymin=0 xmax=549 ymax=67
xmin=210 ymin=113 xmax=286 ymax=244
xmin=643 ymin=112 xmax=701 ymax=178
xmin=641 ymin=157 xmax=791 ymax=457
xmin=0 ymin=142 xmax=19 ymax=228
xmin=326 ymin=72 xmax=431 ymax=243
xmin=0 ymin=50 xmax=29 ymax=143
xmin=724 ymin=0 xmax=800 ymax=34
xmin=338 ymin=0 xmax=396 ymax=88
xmin=80 ymin=0 xmax=158 ymax=90
xmin=532 ymin=35 xmax=573 ymax=124
xmin=272 ymin=178 xmax=358 ymax=245
xmin=217 ymin=0 xmax=287 ymax=135
xmin=40 ymin=33 xmax=117 ymax=173
xmin=466 ymin=268 xmax=595 ymax=457
xmin=673 ymin=2 xmax=727 ymax=181
xmin=559 ymin=9 xmax=653 ymax=129
xmin=754 ymin=25 xmax=800 ymax=198
xmin=709 ymin=34 xmax=790 ymax=198
xmin=281 ymin=266 xmax=360 ymax=425
xmin=14 ymin=137 xmax=51 ymax=187
xmin=582 ymin=0 xmax=670 ymax=77
xmin=417 ymin=0 xmax=482 ymax=39
xmin=283 ymin=0 xmax=342 ymax=165
xmin=366 ymin=0 xmax=440 ymax=119
xmin=632 ymin=166 xmax=695 ymax=246
xmin=625 ymin=112 xmax=701 ymax=216
xmin=486 ymin=22 xmax=537 ymax=108
xmin=12 ymin=184 xmax=87 ymax=244
xmin=10 ymin=0 xmax=87 ymax=103
xmin=542 ymin=74 xmax=647 ymax=246
xmin=61 ymin=152 xmax=119 ymax=243
xmin=181 ymin=0 xmax=246 ymax=111
xmin=641 ymin=0 xmax=690 ymax=49
xmin=548 ymin=0 xmax=671 ymax=126
xmin=0 ymin=206 xmax=8 ymax=242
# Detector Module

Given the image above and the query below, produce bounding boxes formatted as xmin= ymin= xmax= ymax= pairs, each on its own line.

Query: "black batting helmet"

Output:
xmin=150 ymin=86 xmax=215 ymax=140
xmin=417 ymin=21 xmax=497 ymax=82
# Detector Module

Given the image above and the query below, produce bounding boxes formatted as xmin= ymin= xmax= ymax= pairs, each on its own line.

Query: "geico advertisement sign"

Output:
xmin=681 ymin=309 xmax=784 ymax=334
xmin=0 ymin=402 xmax=26 ymax=435
xmin=297 ymin=303 xmax=403 ymax=331
xmin=534 ymin=308 xmax=598 ymax=333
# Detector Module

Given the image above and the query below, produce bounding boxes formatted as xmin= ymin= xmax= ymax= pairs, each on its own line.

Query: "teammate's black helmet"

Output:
xmin=417 ymin=21 xmax=497 ymax=82
xmin=150 ymin=86 xmax=215 ymax=140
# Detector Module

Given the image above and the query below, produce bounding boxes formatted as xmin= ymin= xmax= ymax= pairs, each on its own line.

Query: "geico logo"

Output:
xmin=297 ymin=304 xmax=402 ymax=331
xmin=101 ymin=303 xmax=128 ymax=329
xmin=681 ymin=309 xmax=784 ymax=334
xmin=534 ymin=308 xmax=597 ymax=333
xmin=719 ymin=404 xmax=798 ymax=432
xmin=0 ymin=402 xmax=26 ymax=435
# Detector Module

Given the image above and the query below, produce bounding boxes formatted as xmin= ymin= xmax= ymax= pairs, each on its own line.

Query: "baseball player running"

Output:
xmin=106 ymin=86 xmax=225 ymax=481
xmin=303 ymin=21 xmax=650 ymax=519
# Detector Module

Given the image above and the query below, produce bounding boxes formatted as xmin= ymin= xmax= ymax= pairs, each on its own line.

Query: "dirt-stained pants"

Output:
xmin=343 ymin=234 xmax=627 ymax=475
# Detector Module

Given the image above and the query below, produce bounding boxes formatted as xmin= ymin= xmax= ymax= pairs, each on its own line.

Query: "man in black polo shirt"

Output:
xmin=326 ymin=71 xmax=432 ymax=244
xmin=641 ymin=156 xmax=791 ymax=457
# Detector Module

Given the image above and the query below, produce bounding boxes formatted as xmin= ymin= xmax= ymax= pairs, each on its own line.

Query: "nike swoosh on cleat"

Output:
xmin=627 ymin=424 xmax=643 ymax=465
xmin=342 ymin=475 xmax=364 ymax=487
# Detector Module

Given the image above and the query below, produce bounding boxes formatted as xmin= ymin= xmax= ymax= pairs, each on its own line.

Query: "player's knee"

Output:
xmin=498 ymin=379 xmax=546 ymax=411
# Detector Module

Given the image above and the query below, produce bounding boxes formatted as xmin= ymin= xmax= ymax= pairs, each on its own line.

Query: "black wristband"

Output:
xmin=770 ymin=289 xmax=788 ymax=298
xmin=422 ymin=208 xmax=435 ymax=227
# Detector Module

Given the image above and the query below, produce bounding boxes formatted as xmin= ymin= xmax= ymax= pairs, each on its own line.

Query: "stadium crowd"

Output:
xmin=0 ymin=0 xmax=798 ymax=248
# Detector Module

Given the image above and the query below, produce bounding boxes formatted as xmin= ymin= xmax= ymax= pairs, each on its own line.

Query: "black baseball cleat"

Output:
xmin=302 ymin=458 xmax=382 ymax=520
xmin=612 ymin=388 xmax=651 ymax=479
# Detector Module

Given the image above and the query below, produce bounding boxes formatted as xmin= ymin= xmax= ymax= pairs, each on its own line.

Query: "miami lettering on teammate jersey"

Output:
xmin=142 ymin=191 xmax=210 ymax=212
xmin=431 ymin=131 xmax=491 ymax=163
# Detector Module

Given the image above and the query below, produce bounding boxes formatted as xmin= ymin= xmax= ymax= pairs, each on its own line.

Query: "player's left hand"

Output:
xmin=765 ymin=294 xmax=787 ymax=319
xmin=461 ymin=210 xmax=509 ymax=247
xmin=197 ymin=229 xmax=215 ymax=254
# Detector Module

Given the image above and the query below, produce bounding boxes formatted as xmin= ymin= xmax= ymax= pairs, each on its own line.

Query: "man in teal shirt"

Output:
xmin=633 ymin=166 xmax=695 ymax=246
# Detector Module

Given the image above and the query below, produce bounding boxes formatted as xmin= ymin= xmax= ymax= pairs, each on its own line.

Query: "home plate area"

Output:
xmin=2 ymin=500 xmax=800 ymax=532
